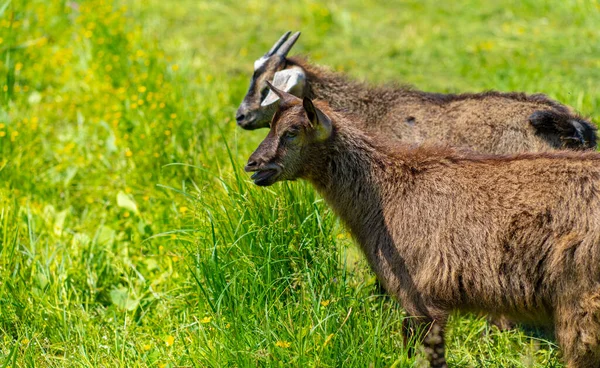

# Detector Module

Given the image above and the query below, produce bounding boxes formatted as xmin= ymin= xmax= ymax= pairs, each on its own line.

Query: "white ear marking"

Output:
xmin=254 ymin=56 xmax=269 ymax=71
xmin=261 ymin=67 xmax=306 ymax=107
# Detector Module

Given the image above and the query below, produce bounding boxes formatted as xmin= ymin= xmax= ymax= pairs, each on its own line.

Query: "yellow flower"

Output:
xmin=0 ymin=131 xmax=5 ymax=137
xmin=138 ymin=86 xmax=147 ymax=93
xmin=171 ymin=64 xmax=179 ymax=71
xmin=123 ymin=211 xmax=130 ymax=218
xmin=179 ymin=206 xmax=188 ymax=213
xmin=143 ymin=344 xmax=151 ymax=351
xmin=169 ymin=113 xmax=177 ymax=119
xmin=201 ymin=316 xmax=212 ymax=324
xmin=164 ymin=130 xmax=171 ymax=136
xmin=22 ymin=338 xmax=30 ymax=345
xmin=225 ymin=323 xmax=231 ymax=329
xmin=125 ymin=150 xmax=133 ymax=157
xmin=15 ymin=62 xmax=23 ymax=71
xmin=320 ymin=300 xmax=330 ymax=307
xmin=165 ymin=335 xmax=174 ymax=346
xmin=275 ymin=340 xmax=291 ymax=348
xmin=0 ymin=123 xmax=4 ymax=129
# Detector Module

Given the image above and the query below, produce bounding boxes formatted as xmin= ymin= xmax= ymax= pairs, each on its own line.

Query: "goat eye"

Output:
xmin=260 ymin=87 xmax=269 ymax=101
xmin=284 ymin=130 xmax=298 ymax=139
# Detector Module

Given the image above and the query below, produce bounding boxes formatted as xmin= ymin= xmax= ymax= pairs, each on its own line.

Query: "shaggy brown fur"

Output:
xmin=236 ymin=33 xmax=597 ymax=153
xmin=245 ymin=86 xmax=600 ymax=367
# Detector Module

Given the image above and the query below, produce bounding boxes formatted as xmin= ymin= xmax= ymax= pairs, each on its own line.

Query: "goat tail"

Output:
xmin=529 ymin=110 xmax=598 ymax=150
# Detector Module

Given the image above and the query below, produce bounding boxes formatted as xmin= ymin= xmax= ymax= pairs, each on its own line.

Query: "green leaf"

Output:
xmin=117 ymin=191 xmax=139 ymax=214
xmin=110 ymin=287 xmax=140 ymax=311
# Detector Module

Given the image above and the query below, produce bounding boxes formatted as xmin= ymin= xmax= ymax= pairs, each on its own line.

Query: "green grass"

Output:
xmin=1 ymin=0 xmax=599 ymax=366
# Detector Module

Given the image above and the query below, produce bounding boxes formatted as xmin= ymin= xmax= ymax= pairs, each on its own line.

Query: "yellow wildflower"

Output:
xmin=171 ymin=64 xmax=179 ymax=71
xmin=0 ymin=131 xmax=5 ymax=137
xmin=201 ymin=316 xmax=212 ymax=324
xmin=15 ymin=62 xmax=23 ymax=71
xmin=321 ymin=300 xmax=330 ymax=307
xmin=169 ymin=113 xmax=177 ymax=119
xmin=143 ymin=344 xmax=151 ymax=351
xmin=179 ymin=206 xmax=188 ymax=213
xmin=275 ymin=340 xmax=291 ymax=348
xmin=165 ymin=335 xmax=174 ymax=346
xmin=22 ymin=338 xmax=29 ymax=345
xmin=138 ymin=86 xmax=147 ymax=93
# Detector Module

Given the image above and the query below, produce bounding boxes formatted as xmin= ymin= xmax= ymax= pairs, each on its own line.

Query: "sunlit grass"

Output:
xmin=1 ymin=0 xmax=598 ymax=366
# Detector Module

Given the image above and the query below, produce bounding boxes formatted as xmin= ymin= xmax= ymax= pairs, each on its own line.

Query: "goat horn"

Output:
xmin=265 ymin=81 xmax=300 ymax=105
xmin=266 ymin=31 xmax=292 ymax=57
xmin=276 ymin=31 xmax=301 ymax=57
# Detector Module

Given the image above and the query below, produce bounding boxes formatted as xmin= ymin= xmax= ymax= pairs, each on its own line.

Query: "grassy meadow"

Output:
xmin=1 ymin=0 xmax=600 ymax=366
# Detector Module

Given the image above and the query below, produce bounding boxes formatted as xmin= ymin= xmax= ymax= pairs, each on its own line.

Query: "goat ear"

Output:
xmin=261 ymin=67 xmax=306 ymax=107
xmin=303 ymin=97 xmax=331 ymax=141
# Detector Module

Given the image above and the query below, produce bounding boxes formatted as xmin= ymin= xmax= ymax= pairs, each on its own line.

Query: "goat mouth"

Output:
xmin=238 ymin=116 xmax=260 ymax=130
xmin=251 ymin=168 xmax=280 ymax=186
xmin=239 ymin=116 xmax=271 ymax=131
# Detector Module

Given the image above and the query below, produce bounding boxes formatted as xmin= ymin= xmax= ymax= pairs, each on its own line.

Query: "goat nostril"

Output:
xmin=245 ymin=160 xmax=258 ymax=171
xmin=236 ymin=113 xmax=246 ymax=123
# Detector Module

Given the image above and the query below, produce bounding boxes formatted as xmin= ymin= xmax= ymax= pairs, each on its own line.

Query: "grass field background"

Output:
xmin=1 ymin=0 xmax=600 ymax=366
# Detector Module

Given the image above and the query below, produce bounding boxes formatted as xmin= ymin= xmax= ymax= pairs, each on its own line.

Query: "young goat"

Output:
xmin=245 ymin=83 xmax=600 ymax=367
xmin=236 ymin=31 xmax=596 ymax=153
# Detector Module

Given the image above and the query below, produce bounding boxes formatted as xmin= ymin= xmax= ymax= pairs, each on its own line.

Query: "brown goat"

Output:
xmin=236 ymin=32 xmax=597 ymax=153
xmin=245 ymin=84 xmax=600 ymax=367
